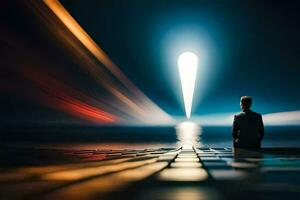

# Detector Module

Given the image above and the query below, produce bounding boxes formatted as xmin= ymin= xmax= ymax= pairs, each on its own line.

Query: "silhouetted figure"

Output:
xmin=232 ymin=96 xmax=264 ymax=149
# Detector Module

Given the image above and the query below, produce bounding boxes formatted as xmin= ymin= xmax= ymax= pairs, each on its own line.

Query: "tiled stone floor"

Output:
xmin=1 ymin=147 xmax=300 ymax=199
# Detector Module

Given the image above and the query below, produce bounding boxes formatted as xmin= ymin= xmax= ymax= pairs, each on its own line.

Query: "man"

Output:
xmin=232 ymin=96 xmax=264 ymax=149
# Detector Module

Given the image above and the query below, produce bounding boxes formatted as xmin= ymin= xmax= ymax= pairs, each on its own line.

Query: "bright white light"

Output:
xmin=176 ymin=121 xmax=201 ymax=148
xmin=178 ymin=52 xmax=198 ymax=119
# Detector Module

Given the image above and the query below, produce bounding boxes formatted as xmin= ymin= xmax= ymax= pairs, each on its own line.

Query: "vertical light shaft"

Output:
xmin=178 ymin=52 xmax=198 ymax=119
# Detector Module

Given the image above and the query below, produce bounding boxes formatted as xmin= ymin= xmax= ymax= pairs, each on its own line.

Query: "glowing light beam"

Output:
xmin=178 ymin=52 xmax=198 ymax=119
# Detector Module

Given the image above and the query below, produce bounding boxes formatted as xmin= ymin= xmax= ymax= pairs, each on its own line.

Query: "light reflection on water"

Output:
xmin=176 ymin=121 xmax=202 ymax=148
xmin=3 ymin=126 xmax=300 ymax=150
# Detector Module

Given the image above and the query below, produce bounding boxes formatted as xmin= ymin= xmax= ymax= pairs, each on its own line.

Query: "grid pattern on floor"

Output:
xmin=1 ymin=147 xmax=300 ymax=199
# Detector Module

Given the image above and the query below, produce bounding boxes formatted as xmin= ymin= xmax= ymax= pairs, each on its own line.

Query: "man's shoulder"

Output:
xmin=235 ymin=110 xmax=262 ymax=118
xmin=235 ymin=112 xmax=246 ymax=118
xmin=250 ymin=110 xmax=262 ymax=117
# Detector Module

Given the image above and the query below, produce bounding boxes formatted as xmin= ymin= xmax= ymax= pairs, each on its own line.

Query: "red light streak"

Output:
xmin=21 ymin=67 xmax=119 ymax=124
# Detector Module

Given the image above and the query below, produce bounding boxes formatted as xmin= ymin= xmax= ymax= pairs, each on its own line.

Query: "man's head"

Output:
xmin=240 ymin=96 xmax=252 ymax=111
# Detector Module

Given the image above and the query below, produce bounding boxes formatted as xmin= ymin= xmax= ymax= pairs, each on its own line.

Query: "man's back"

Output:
xmin=232 ymin=110 xmax=264 ymax=149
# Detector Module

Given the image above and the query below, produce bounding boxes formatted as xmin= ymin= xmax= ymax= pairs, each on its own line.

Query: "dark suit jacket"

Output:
xmin=232 ymin=109 xmax=264 ymax=149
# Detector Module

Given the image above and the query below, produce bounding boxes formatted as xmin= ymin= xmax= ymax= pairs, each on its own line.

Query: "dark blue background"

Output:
xmin=61 ymin=0 xmax=300 ymax=116
xmin=1 ymin=0 xmax=300 ymax=126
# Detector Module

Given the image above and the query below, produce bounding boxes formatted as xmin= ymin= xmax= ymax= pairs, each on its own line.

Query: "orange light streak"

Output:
xmin=41 ymin=0 xmax=173 ymax=124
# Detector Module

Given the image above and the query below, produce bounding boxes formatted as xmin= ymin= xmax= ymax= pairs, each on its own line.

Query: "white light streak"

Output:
xmin=178 ymin=52 xmax=198 ymax=119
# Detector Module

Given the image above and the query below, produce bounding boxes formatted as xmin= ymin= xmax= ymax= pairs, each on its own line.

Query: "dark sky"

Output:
xmin=61 ymin=0 xmax=300 ymax=115
xmin=1 ymin=0 xmax=300 ymax=126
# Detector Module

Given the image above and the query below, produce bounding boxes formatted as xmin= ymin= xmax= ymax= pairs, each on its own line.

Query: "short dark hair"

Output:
xmin=240 ymin=96 xmax=252 ymax=109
